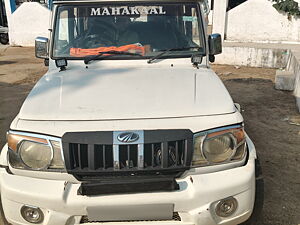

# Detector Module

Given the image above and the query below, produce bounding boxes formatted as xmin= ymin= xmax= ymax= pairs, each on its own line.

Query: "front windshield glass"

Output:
xmin=52 ymin=2 xmax=204 ymax=59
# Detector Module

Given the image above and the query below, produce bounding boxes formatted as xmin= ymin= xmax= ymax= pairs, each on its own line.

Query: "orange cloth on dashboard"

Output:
xmin=70 ymin=44 xmax=145 ymax=57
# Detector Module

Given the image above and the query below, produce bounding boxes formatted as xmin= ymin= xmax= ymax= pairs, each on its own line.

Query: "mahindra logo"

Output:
xmin=117 ymin=132 xmax=139 ymax=143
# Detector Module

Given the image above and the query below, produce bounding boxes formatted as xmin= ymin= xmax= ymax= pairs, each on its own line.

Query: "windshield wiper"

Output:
xmin=84 ymin=50 xmax=142 ymax=64
xmin=147 ymin=47 xmax=201 ymax=64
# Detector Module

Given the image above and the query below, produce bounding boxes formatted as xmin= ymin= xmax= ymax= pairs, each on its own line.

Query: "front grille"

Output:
xmin=69 ymin=144 xmax=115 ymax=170
xmin=69 ymin=140 xmax=186 ymax=170
xmin=62 ymin=130 xmax=193 ymax=181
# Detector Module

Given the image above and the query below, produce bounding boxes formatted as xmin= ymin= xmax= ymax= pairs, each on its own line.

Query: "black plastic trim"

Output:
xmin=144 ymin=130 xmax=193 ymax=143
xmin=72 ymin=168 xmax=187 ymax=181
xmin=0 ymin=165 xmax=12 ymax=175
xmin=63 ymin=131 xmax=113 ymax=144
xmin=62 ymin=130 xmax=193 ymax=144
xmin=78 ymin=177 xmax=179 ymax=196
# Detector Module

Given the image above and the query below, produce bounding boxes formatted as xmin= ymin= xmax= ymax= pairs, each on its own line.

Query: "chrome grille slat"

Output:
xmin=127 ymin=145 xmax=130 ymax=168
xmin=113 ymin=144 xmax=120 ymax=170
xmin=137 ymin=143 xmax=144 ymax=169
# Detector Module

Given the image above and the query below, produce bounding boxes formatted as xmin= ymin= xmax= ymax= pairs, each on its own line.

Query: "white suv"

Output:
xmin=0 ymin=0 xmax=263 ymax=224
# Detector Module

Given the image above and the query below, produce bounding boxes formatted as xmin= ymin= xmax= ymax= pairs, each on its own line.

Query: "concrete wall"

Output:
xmin=7 ymin=2 xmax=50 ymax=46
xmin=215 ymin=43 xmax=290 ymax=68
xmin=286 ymin=50 xmax=300 ymax=111
xmin=226 ymin=0 xmax=300 ymax=43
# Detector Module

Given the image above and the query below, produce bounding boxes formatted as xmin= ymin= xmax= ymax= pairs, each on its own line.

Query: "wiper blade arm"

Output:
xmin=84 ymin=52 xmax=104 ymax=64
xmin=84 ymin=50 xmax=142 ymax=64
xmin=147 ymin=47 xmax=200 ymax=64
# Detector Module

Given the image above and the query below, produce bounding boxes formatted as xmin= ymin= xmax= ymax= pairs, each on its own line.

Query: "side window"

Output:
xmin=54 ymin=8 xmax=79 ymax=56
xmin=182 ymin=7 xmax=200 ymax=46
xmin=58 ymin=10 xmax=69 ymax=44
xmin=191 ymin=8 xmax=200 ymax=45
xmin=53 ymin=9 xmax=70 ymax=56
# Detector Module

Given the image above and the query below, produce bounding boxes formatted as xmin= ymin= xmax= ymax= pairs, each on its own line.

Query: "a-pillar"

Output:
xmin=212 ymin=0 xmax=228 ymax=40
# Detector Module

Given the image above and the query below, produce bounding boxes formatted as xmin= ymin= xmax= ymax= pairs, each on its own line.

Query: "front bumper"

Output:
xmin=0 ymin=155 xmax=256 ymax=225
xmin=0 ymin=134 xmax=260 ymax=225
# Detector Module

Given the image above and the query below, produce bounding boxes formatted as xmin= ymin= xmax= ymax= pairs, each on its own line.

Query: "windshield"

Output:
xmin=52 ymin=2 xmax=204 ymax=59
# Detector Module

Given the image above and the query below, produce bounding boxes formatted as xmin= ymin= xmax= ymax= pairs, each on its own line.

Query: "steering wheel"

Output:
xmin=82 ymin=22 xmax=117 ymax=48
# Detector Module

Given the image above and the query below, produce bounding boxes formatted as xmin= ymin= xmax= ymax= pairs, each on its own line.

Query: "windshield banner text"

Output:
xmin=90 ymin=6 xmax=167 ymax=16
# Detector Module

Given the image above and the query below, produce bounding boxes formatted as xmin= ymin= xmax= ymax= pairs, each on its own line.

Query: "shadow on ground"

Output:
xmin=0 ymin=61 xmax=16 ymax=66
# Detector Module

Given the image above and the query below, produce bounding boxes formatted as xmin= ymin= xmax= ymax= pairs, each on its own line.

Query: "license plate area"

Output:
xmin=87 ymin=204 xmax=174 ymax=221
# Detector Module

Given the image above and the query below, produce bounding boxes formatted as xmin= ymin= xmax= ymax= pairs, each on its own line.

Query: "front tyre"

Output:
xmin=0 ymin=33 xmax=9 ymax=45
xmin=239 ymin=159 xmax=264 ymax=225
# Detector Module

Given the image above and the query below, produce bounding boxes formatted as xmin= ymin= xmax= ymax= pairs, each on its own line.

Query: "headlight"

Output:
xmin=19 ymin=140 xmax=52 ymax=169
xmin=7 ymin=131 xmax=65 ymax=171
xmin=192 ymin=125 xmax=247 ymax=166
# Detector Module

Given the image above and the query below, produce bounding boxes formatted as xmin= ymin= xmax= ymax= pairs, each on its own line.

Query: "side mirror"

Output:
xmin=208 ymin=33 xmax=222 ymax=62
xmin=35 ymin=37 xmax=49 ymax=59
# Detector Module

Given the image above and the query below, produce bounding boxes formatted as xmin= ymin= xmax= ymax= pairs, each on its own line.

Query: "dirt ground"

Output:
xmin=0 ymin=47 xmax=299 ymax=225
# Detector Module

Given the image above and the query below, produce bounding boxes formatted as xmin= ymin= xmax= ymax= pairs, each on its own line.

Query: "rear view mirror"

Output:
xmin=35 ymin=37 xmax=49 ymax=59
xmin=208 ymin=33 xmax=222 ymax=63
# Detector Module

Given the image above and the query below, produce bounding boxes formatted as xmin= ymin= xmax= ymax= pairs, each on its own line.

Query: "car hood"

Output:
xmin=19 ymin=63 xmax=235 ymax=121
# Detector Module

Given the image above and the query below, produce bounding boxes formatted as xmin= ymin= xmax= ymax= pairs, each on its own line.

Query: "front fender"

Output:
xmin=0 ymin=144 xmax=8 ymax=167
xmin=245 ymin=133 xmax=257 ymax=160
xmin=0 ymin=144 xmax=9 ymax=194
